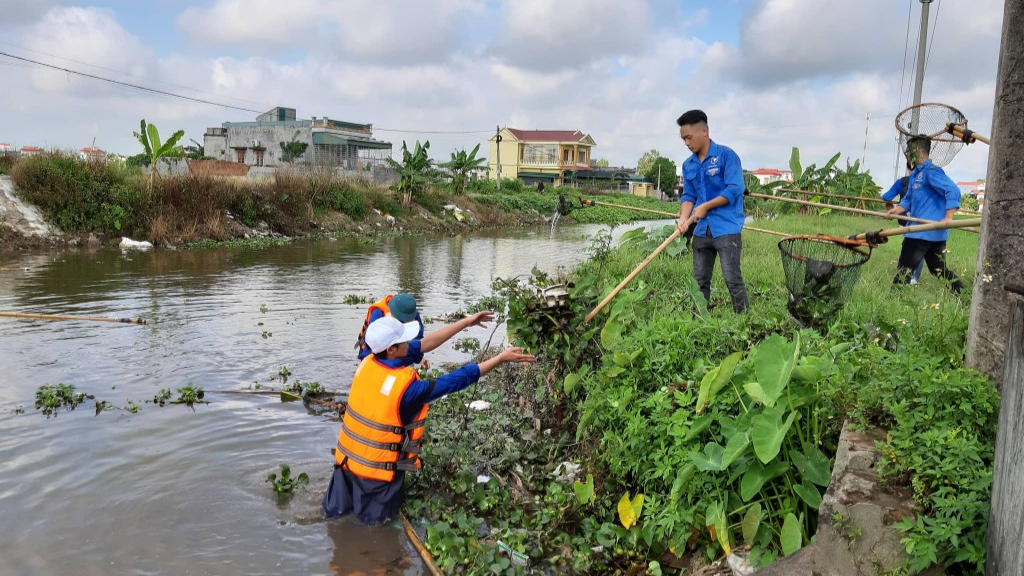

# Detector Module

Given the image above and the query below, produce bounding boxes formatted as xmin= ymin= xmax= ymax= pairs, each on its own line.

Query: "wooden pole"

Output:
xmin=987 ymin=286 xmax=1024 ymax=575
xmin=848 ymin=218 xmax=982 ymax=242
xmin=578 ymin=199 xmax=793 ymax=237
xmin=948 ymin=123 xmax=992 ymax=146
xmin=748 ymin=192 xmax=980 ymax=232
xmin=0 ymin=311 xmax=148 ymax=325
xmin=585 ymin=229 xmax=682 ymax=323
xmin=401 ymin=513 xmax=445 ymax=576
xmin=775 ymin=188 xmax=982 ymax=215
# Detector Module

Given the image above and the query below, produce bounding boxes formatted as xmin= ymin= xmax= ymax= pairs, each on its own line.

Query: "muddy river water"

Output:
xmin=0 ymin=221 xmax=671 ymax=576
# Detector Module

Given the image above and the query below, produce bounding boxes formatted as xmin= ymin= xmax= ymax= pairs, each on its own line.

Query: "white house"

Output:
xmin=749 ymin=168 xmax=794 ymax=186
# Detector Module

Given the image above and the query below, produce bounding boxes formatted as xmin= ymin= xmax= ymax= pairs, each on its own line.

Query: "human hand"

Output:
xmin=467 ymin=311 xmax=494 ymax=328
xmin=692 ymin=203 xmax=709 ymax=220
xmin=885 ymin=208 xmax=900 ymax=220
xmin=676 ymin=213 xmax=690 ymax=233
xmin=498 ymin=347 xmax=537 ymax=364
xmin=420 ymin=359 xmax=431 ymax=370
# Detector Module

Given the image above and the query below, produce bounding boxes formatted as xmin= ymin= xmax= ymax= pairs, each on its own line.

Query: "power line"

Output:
xmin=0 ymin=42 xmax=274 ymax=109
xmin=923 ymin=0 xmax=942 ymax=74
xmin=897 ymin=0 xmax=914 ymax=111
xmin=0 ymin=51 xmax=266 ymax=114
xmin=373 ymin=127 xmax=493 ymax=134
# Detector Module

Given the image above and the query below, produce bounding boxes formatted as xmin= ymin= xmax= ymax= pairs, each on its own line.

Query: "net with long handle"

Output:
xmin=894 ymin=103 xmax=969 ymax=168
xmin=778 ymin=235 xmax=871 ymax=326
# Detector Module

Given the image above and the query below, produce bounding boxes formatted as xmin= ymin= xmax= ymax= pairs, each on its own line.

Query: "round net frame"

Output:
xmin=778 ymin=235 xmax=871 ymax=325
xmin=894 ymin=103 xmax=968 ymax=168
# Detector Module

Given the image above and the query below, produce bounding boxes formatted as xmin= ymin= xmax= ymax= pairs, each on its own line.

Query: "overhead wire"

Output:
xmin=923 ymin=0 xmax=942 ymax=75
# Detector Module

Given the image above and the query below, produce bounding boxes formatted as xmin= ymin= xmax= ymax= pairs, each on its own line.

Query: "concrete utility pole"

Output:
xmin=909 ymin=0 xmax=934 ymax=133
xmin=981 ymin=3 xmax=1024 ymax=571
xmin=862 ymin=112 xmax=870 ymax=167
xmin=495 ymin=125 xmax=502 ymax=192
xmin=967 ymin=0 xmax=1024 ymax=384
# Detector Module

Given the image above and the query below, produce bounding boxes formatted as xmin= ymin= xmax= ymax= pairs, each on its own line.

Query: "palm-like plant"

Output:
xmin=386 ymin=140 xmax=433 ymax=208
xmin=440 ymin=143 xmax=486 ymax=196
xmin=134 ymin=119 xmax=185 ymax=193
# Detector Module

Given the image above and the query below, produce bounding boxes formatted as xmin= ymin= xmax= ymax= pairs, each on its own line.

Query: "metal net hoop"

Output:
xmin=895 ymin=103 xmax=969 ymax=168
xmin=778 ymin=235 xmax=872 ymax=324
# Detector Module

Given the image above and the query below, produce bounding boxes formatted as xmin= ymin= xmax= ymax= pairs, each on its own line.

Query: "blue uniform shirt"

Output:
xmin=322 ymin=359 xmax=482 ymax=525
xmin=882 ymin=177 xmax=907 ymax=202
xmin=680 ymin=141 xmax=745 ymax=238
xmin=357 ymin=309 xmax=425 ymax=363
xmin=898 ymin=160 xmax=961 ymax=241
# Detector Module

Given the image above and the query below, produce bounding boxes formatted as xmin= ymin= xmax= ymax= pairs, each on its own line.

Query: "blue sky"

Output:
xmin=0 ymin=0 xmax=1004 ymax=183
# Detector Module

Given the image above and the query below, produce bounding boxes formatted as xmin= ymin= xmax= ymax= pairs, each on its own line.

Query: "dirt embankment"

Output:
xmin=0 ymin=176 xmax=64 ymax=249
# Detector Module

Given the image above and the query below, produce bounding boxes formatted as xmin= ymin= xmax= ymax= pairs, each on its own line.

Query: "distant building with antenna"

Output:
xmin=203 ymin=106 xmax=392 ymax=169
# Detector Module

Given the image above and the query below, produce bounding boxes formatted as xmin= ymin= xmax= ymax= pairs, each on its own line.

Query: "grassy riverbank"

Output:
xmin=3 ymin=154 xmax=677 ymax=248
xmin=406 ymin=215 xmax=995 ymax=575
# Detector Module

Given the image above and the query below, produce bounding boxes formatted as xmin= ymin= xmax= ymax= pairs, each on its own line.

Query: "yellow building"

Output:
xmin=488 ymin=128 xmax=596 ymax=186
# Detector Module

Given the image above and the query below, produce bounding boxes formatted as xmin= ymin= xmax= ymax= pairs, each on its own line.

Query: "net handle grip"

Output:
xmin=946 ymin=123 xmax=991 ymax=146
xmin=850 ymin=218 xmax=983 ymax=244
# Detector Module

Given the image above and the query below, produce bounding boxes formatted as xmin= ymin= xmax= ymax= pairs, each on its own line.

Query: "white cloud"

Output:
xmin=23 ymin=7 xmax=152 ymax=94
xmin=489 ymin=0 xmax=652 ymax=71
xmin=177 ymin=0 xmax=325 ymax=47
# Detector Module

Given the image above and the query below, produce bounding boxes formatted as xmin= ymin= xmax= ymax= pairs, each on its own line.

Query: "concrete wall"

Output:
xmin=204 ymin=131 xmax=228 ymax=162
xmin=225 ymin=125 xmax=312 ymax=167
xmin=488 ymin=131 xmax=523 ymax=180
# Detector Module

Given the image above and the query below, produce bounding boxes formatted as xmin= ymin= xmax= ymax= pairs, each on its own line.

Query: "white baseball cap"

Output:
xmin=365 ymin=316 xmax=420 ymax=354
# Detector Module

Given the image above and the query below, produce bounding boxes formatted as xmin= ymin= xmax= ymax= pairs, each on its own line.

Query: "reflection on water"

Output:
xmin=0 ymin=221 xmax=672 ymax=575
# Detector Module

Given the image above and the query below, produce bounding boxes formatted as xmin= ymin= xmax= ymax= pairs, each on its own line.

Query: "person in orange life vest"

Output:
xmin=355 ymin=293 xmax=495 ymax=368
xmin=324 ymin=316 xmax=536 ymax=525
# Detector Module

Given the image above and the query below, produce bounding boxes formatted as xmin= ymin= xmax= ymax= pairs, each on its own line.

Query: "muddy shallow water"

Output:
xmin=0 ymin=221 xmax=671 ymax=575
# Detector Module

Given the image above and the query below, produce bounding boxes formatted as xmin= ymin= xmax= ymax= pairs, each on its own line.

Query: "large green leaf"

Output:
xmin=793 ymin=478 xmax=823 ymax=509
xmin=721 ymin=431 xmax=750 ymax=470
xmin=739 ymin=460 xmax=791 ymax=502
xmin=147 ymin=123 xmax=162 ymax=153
xmin=563 ymin=373 xmax=582 ymax=395
xmin=789 ymin=147 xmax=803 ymax=181
xmin=689 ymin=442 xmax=726 ymax=472
xmin=682 ymin=414 xmax=713 ymax=442
xmin=792 ymin=446 xmax=832 ymax=487
xmin=601 ymin=316 xmax=623 ymax=349
xmin=156 ymin=129 xmax=185 ymax=157
xmin=741 ymin=503 xmax=762 ymax=544
xmin=696 ymin=351 xmax=743 ymax=414
xmin=781 ymin=513 xmax=803 ymax=556
xmin=573 ymin=474 xmax=594 ymax=505
xmin=137 ymin=119 xmax=152 ymax=156
xmin=670 ymin=464 xmax=695 ymax=507
xmin=751 ymin=407 xmax=797 ymax=464
xmin=745 ymin=334 xmax=800 ymax=408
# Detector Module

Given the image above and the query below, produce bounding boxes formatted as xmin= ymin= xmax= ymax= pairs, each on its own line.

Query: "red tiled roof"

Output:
xmin=505 ymin=128 xmax=588 ymax=143
xmin=20 ymin=146 xmax=41 ymax=151
xmin=956 ymin=181 xmax=981 ymax=186
xmin=81 ymin=147 xmax=104 ymax=153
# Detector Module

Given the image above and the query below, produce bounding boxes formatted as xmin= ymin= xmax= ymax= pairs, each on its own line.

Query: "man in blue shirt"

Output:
xmin=676 ymin=110 xmax=748 ymax=312
xmin=323 ymin=317 xmax=536 ymax=525
xmin=882 ymin=162 xmax=924 ymax=284
xmin=885 ymin=136 xmax=964 ymax=294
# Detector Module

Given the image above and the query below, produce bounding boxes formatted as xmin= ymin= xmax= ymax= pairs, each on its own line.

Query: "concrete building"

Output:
xmin=79 ymin=147 xmax=105 ymax=161
xmin=19 ymin=146 xmax=42 ymax=158
xmin=488 ymin=128 xmax=596 ymax=186
xmin=0 ymin=144 xmax=11 ymax=154
xmin=204 ymin=107 xmax=392 ymax=169
xmin=956 ymin=180 xmax=985 ymax=197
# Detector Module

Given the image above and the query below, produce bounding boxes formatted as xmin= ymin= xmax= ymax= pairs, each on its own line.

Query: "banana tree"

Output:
xmin=439 ymin=143 xmax=485 ymax=196
xmin=386 ymin=140 xmax=433 ymax=208
xmin=134 ymin=119 xmax=184 ymax=193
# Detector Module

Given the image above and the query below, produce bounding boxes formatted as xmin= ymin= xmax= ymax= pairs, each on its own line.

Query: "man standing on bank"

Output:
xmin=676 ymin=110 xmax=749 ymax=312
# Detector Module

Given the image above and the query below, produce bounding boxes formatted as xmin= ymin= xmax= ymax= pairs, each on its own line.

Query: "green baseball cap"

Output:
xmin=389 ymin=293 xmax=418 ymax=322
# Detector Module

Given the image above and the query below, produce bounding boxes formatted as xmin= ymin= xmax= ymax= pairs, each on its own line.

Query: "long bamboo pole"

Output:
xmin=0 ymin=311 xmax=148 ymax=325
xmin=947 ymin=123 xmax=992 ymax=146
xmin=747 ymin=192 xmax=980 ymax=233
xmin=577 ymin=199 xmax=793 ymax=237
xmin=401 ymin=514 xmax=445 ymax=576
xmin=585 ymin=229 xmax=682 ymax=323
xmin=775 ymin=188 xmax=982 ymax=215
xmin=850 ymin=218 xmax=982 ymax=242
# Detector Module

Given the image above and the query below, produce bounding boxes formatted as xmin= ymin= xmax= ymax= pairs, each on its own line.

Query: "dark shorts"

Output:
xmin=322 ymin=465 xmax=406 ymax=526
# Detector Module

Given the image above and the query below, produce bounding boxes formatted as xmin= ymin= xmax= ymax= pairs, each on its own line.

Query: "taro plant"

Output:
xmin=685 ymin=334 xmax=851 ymax=565
xmin=266 ymin=464 xmax=309 ymax=499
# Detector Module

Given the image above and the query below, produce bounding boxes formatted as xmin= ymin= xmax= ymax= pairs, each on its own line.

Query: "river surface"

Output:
xmin=0 ymin=221 xmax=671 ymax=576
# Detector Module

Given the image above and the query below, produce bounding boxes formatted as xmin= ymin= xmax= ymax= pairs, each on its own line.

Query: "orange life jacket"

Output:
xmin=335 ymin=356 xmax=427 ymax=482
xmin=354 ymin=295 xmax=394 ymax=352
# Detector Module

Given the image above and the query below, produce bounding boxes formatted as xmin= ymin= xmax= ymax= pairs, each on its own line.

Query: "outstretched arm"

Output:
xmin=420 ymin=311 xmax=495 ymax=353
